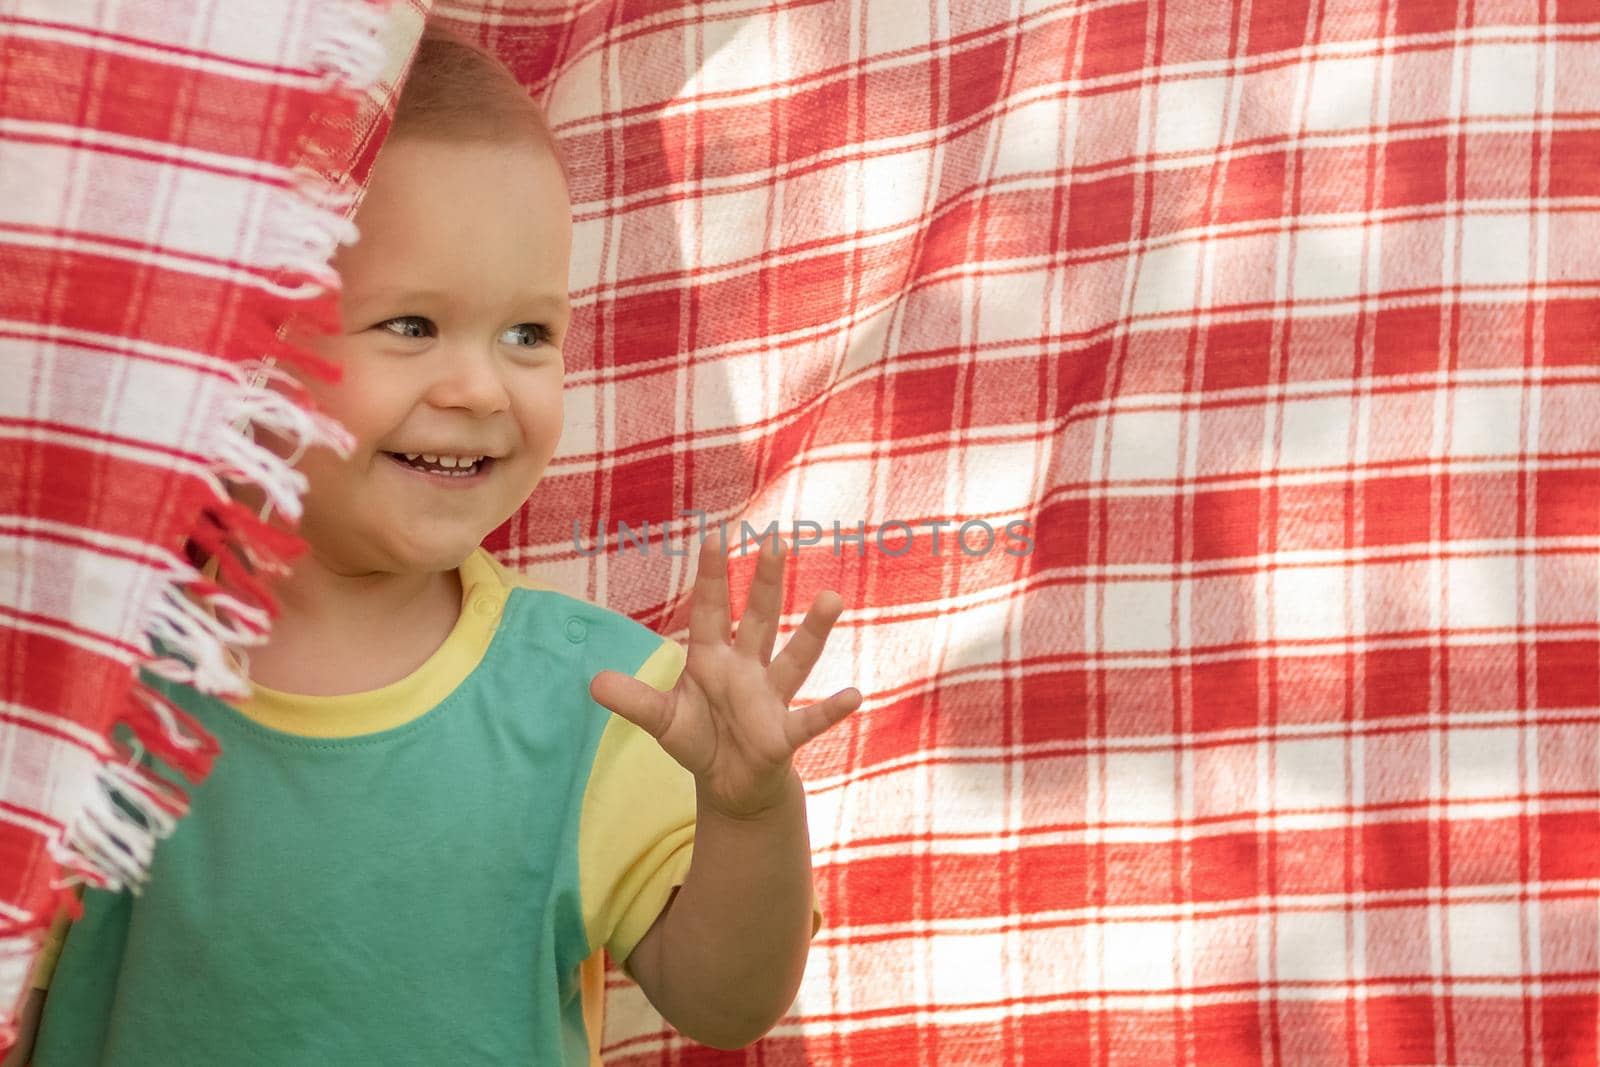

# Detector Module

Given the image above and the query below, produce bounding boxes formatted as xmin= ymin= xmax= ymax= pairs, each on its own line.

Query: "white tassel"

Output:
xmin=155 ymin=557 xmax=271 ymax=635
xmin=122 ymin=685 xmax=209 ymax=760
xmin=53 ymin=761 xmax=179 ymax=895
xmin=234 ymin=357 xmax=309 ymax=394
xmin=138 ymin=655 xmax=200 ymax=687
xmin=140 ymin=649 xmax=254 ymax=695
xmin=257 ymin=183 xmax=360 ymax=290
xmin=148 ymin=582 xmax=264 ymax=665
xmin=143 ymin=589 xmax=253 ymax=699
xmin=256 ymin=274 xmax=330 ymax=300
xmin=307 ymin=0 xmax=390 ymax=88
xmin=209 ymin=427 xmax=310 ymax=521
xmin=197 ymin=588 xmax=272 ymax=636
xmin=191 ymin=466 xmax=236 ymax=509
xmin=209 ymin=375 xmax=355 ymax=518
xmin=98 ymin=758 xmax=181 ymax=840
xmin=220 ymin=380 xmax=355 ymax=470
xmin=60 ymin=801 xmax=144 ymax=890
xmin=290 ymin=166 xmax=363 ymax=223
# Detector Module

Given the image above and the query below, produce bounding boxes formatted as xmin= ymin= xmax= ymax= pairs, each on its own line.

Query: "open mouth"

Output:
xmin=383 ymin=452 xmax=494 ymax=479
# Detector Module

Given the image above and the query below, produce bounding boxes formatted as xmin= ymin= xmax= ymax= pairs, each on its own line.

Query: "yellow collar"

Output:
xmin=233 ymin=548 xmax=509 ymax=739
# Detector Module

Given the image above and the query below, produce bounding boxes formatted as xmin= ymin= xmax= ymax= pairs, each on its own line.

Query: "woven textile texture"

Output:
xmin=0 ymin=0 xmax=408 ymax=1049
xmin=434 ymin=0 xmax=1599 ymax=1063
xmin=5 ymin=0 xmax=1599 ymax=1063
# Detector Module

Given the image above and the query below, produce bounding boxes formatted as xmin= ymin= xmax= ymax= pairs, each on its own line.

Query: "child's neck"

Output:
xmin=244 ymin=554 xmax=464 ymax=697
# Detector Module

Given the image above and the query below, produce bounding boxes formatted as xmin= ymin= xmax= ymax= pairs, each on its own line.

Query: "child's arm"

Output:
xmin=1 ymin=989 xmax=44 ymax=1067
xmin=622 ymin=769 xmax=816 ymax=1049
xmin=590 ymin=532 xmax=859 ymax=1050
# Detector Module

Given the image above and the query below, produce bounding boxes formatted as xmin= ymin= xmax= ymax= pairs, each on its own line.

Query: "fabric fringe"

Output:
xmin=33 ymin=0 xmax=395 ymax=903
xmin=258 ymin=179 xmax=363 ymax=298
xmin=308 ymin=0 xmax=392 ymax=87
xmin=209 ymin=376 xmax=355 ymax=521
xmin=54 ymin=754 xmax=187 ymax=894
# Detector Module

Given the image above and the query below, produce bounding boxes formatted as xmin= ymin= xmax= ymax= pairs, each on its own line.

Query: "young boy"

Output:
xmin=9 ymin=25 xmax=858 ymax=1065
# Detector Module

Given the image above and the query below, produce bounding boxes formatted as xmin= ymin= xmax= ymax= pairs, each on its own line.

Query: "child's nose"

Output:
xmin=426 ymin=344 xmax=513 ymax=414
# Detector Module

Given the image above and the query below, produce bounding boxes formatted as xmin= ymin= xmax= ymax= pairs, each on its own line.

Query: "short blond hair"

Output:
xmin=392 ymin=22 xmax=562 ymax=165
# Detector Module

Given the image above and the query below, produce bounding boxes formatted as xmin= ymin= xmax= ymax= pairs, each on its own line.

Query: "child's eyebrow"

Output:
xmin=347 ymin=286 xmax=570 ymax=317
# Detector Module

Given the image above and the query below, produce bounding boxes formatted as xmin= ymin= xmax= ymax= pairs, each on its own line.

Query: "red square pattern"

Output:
xmin=1079 ymin=2 xmax=1151 ymax=82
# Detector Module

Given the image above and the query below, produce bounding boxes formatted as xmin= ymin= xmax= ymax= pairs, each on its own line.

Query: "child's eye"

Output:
xmin=378 ymin=315 xmax=433 ymax=339
xmin=501 ymin=323 xmax=553 ymax=347
xmin=374 ymin=317 xmax=551 ymax=347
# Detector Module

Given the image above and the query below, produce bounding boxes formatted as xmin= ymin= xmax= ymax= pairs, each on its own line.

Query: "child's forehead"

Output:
xmin=334 ymin=138 xmax=571 ymax=312
xmin=358 ymin=142 xmax=566 ymax=231
xmin=342 ymin=281 xmax=569 ymax=316
xmin=374 ymin=134 xmax=563 ymax=191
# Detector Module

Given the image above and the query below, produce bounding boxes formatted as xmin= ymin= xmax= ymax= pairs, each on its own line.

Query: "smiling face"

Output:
xmin=294 ymin=134 xmax=571 ymax=575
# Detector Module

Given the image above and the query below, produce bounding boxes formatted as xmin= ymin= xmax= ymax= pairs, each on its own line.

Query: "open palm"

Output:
xmin=588 ymin=530 xmax=861 ymax=820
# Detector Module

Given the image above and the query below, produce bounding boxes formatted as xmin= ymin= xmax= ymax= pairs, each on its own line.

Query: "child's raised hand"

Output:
xmin=589 ymin=529 xmax=862 ymax=820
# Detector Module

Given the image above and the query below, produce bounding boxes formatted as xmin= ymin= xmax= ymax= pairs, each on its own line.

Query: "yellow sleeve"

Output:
xmin=30 ymin=908 xmax=72 ymax=990
xmin=578 ymin=638 xmax=695 ymax=980
xmin=578 ymin=638 xmax=824 ymax=984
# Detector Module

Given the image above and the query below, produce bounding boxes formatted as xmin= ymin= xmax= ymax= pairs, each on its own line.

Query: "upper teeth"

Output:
xmin=403 ymin=453 xmax=484 ymax=468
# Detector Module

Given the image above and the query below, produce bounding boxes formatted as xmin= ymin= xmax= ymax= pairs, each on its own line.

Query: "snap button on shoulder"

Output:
xmin=473 ymin=597 xmax=500 ymax=618
xmin=564 ymin=617 xmax=588 ymax=643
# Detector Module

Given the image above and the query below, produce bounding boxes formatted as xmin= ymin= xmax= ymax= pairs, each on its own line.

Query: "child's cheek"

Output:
xmin=305 ymin=352 xmax=383 ymax=442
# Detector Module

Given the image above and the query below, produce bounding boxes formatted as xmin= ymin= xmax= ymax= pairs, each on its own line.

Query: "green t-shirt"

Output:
xmin=33 ymin=549 xmax=737 ymax=1065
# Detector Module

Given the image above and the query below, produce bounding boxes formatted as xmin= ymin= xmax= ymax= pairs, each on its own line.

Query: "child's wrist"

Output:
xmin=694 ymin=766 xmax=805 ymax=824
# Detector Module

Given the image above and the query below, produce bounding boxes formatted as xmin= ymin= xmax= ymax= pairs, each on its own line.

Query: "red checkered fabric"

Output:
xmin=436 ymin=0 xmax=1599 ymax=1062
xmin=0 ymin=0 xmax=401 ymax=1049
xmin=6 ymin=0 xmax=1600 ymax=1063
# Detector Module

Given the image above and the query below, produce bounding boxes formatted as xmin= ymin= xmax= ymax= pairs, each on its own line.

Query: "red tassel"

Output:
xmin=181 ymin=490 xmax=308 ymax=615
xmin=119 ymin=685 xmax=219 ymax=784
xmin=186 ymin=523 xmax=276 ymax=612
xmin=208 ymin=497 xmax=306 ymax=570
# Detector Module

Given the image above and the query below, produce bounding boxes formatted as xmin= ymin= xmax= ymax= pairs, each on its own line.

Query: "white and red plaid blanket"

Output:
xmin=0 ymin=0 xmax=397 ymax=1048
xmin=6 ymin=0 xmax=1600 ymax=1063
xmin=473 ymin=1 xmax=1600 ymax=1062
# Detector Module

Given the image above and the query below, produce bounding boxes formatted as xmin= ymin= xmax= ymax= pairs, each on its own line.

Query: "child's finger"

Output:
xmin=768 ymin=590 xmax=846 ymax=704
xmin=589 ymin=669 xmax=673 ymax=738
xmin=784 ymin=687 xmax=863 ymax=750
xmin=733 ymin=534 xmax=786 ymax=665
xmin=688 ymin=529 xmax=732 ymax=648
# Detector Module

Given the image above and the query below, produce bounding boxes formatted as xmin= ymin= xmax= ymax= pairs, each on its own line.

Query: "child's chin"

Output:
xmin=383 ymin=529 xmax=491 ymax=572
xmin=408 ymin=541 xmax=486 ymax=572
